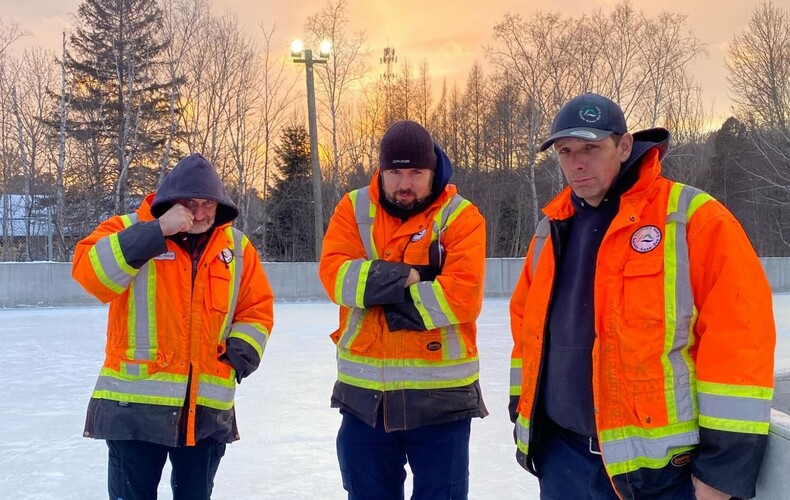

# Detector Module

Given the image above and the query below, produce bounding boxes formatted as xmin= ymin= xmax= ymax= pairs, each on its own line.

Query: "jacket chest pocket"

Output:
xmin=622 ymin=257 xmax=665 ymax=328
xmin=206 ymin=262 xmax=232 ymax=313
xmin=402 ymin=236 xmax=432 ymax=266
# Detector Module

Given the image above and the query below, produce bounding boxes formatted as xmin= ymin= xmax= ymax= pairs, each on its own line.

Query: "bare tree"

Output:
xmin=305 ymin=0 xmax=368 ymax=204
xmin=255 ymin=23 xmax=299 ymax=251
xmin=159 ymin=0 xmax=208 ymax=179
xmin=726 ymin=1 xmax=790 ymax=130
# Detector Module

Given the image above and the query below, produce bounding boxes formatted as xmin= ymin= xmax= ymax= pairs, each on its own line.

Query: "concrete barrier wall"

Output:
xmin=756 ymin=411 xmax=790 ymax=498
xmin=0 ymin=256 xmax=788 ymax=308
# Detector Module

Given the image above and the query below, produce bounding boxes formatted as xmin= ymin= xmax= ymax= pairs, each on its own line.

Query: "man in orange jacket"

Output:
xmin=319 ymin=120 xmax=487 ymax=500
xmin=72 ymin=153 xmax=274 ymax=500
xmin=510 ymin=93 xmax=775 ymax=500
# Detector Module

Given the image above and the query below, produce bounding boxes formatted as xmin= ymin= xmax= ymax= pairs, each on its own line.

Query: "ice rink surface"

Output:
xmin=2 ymin=296 xmax=789 ymax=499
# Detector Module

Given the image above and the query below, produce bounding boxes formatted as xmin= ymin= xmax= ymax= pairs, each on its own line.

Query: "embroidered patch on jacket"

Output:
xmin=153 ymin=251 xmax=175 ymax=261
xmin=218 ymin=248 xmax=234 ymax=265
xmin=426 ymin=341 xmax=442 ymax=351
xmin=411 ymin=229 xmax=427 ymax=242
xmin=630 ymin=226 xmax=662 ymax=253
xmin=670 ymin=452 xmax=692 ymax=467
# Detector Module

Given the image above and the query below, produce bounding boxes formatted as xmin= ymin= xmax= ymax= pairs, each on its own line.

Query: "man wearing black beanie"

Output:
xmin=319 ymin=120 xmax=488 ymax=500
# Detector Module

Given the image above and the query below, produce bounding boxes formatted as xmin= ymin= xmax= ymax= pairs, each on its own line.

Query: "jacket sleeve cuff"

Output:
xmin=361 ymin=260 xmax=413 ymax=306
xmin=691 ymin=427 xmax=768 ymax=499
xmin=221 ymin=337 xmax=261 ymax=383
xmin=116 ymin=221 xmax=169 ymax=269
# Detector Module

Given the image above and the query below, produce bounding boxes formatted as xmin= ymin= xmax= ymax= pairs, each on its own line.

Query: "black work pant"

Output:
xmin=107 ymin=438 xmax=226 ymax=500
xmin=336 ymin=410 xmax=471 ymax=500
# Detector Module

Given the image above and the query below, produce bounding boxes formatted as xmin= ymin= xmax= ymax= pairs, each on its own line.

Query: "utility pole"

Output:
xmin=292 ymin=41 xmax=330 ymax=261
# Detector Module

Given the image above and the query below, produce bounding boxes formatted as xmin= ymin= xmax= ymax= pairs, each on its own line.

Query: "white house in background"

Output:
xmin=0 ymin=194 xmax=51 ymax=237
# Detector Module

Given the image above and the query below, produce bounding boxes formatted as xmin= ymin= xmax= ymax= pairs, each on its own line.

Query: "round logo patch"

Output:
xmin=426 ymin=341 xmax=442 ymax=351
xmin=411 ymin=229 xmax=427 ymax=242
xmin=579 ymin=105 xmax=602 ymax=123
xmin=630 ymin=226 xmax=661 ymax=253
xmin=218 ymin=248 xmax=234 ymax=264
xmin=670 ymin=452 xmax=692 ymax=467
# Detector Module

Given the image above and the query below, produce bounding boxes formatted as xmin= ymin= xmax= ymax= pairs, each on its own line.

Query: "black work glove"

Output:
xmin=411 ymin=240 xmax=446 ymax=282
xmin=219 ymin=337 xmax=261 ymax=384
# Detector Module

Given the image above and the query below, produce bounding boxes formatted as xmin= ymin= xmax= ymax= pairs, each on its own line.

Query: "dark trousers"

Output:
xmin=107 ymin=438 xmax=226 ymax=500
xmin=337 ymin=410 xmax=471 ymax=500
xmin=533 ymin=427 xmax=695 ymax=500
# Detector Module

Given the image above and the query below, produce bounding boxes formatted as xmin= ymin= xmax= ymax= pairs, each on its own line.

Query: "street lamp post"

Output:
xmin=291 ymin=40 xmax=330 ymax=261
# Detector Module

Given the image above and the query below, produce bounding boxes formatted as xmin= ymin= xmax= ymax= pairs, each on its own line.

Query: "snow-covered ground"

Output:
xmin=2 ymin=296 xmax=789 ymax=499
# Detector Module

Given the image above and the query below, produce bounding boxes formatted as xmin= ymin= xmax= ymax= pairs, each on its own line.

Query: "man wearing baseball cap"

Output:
xmin=319 ymin=120 xmax=488 ymax=499
xmin=509 ymin=93 xmax=775 ymax=499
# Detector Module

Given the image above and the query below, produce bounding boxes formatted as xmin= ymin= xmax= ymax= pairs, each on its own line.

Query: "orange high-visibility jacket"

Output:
xmin=510 ymin=148 xmax=775 ymax=498
xmin=72 ymin=194 xmax=274 ymax=446
xmin=319 ymin=170 xmax=488 ymax=431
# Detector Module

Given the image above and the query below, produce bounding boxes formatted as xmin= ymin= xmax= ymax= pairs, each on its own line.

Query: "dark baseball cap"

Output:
xmin=539 ymin=93 xmax=628 ymax=151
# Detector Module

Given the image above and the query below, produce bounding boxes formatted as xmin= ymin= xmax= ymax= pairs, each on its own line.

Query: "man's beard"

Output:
xmin=186 ymin=215 xmax=215 ymax=234
xmin=385 ymin=190 xmax=431 ymax=211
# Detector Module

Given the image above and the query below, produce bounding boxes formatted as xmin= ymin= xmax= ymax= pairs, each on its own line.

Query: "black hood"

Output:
xmin=151 ymin=153 xmax=239 ymax=226
xmin=606 ymin=127 xmax=671 ymax=199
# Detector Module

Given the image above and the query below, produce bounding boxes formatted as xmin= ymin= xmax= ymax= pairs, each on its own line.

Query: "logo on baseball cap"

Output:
xmin=540 ymin=93 xmax=627 ymax=151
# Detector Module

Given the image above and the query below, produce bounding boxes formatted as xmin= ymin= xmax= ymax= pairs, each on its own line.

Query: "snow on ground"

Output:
xmin=2 ymin=295 xmax=789 ymax=499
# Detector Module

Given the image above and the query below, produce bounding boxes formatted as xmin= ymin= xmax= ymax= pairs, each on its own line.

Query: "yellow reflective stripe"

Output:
xmin=662 ymin=183 xmax=689 ymax=423
xmin=335 ymin=259 xmax=371 ymax=307
xmin=92 ymin=367 xmax=187 ymax=406
xmin=351 ymin=187 xmax=378 ymax=259
xmin=228 ymin=322 xmax=269 ymax=358
xmin=510 ymin=358 xmax=522 ymax=396
xmin=443 ymin=198 xmax=470 ymax=229
xmin=197 ymin=373 xmax=236 ymax=410
xmin=440 ymin=324 xmax=465 ymax=361
xmin=697 ymin=380 xmax=773 ymax=399
xmin=409 ymin=280 xmax=458 ymax=329
xmin=337 ymin=307 xmax=367 ymax=350
xmin=126 ymin=263 xmax=157 ymax=360
xmin=515 ymin=414 xmax=530 ymax=455
xmin=335 ymin=260 xmax=351 ymax=302
xmin=218 ymin=227 xmax=244 ymax=343
xmin=109 ymin=232 xmax=135 ymax=276
xmin=336 ymin=350 xmax=479 ymax=390
xmin=531 ymin=217 xmax=551 ymax=276
xmin=599 ymin=421 xmax=699 ymax=476
xmin=698 ymin=415 xmax=770 ymax=434
xmin=88 ymin=245 xmax=126 ymax=294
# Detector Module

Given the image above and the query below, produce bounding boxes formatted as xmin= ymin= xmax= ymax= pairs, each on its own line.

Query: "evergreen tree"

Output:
xmin=66 ymin=0 xmax=175 ymax=216
xmin=266 ymin=125 xmax=315 ymax=261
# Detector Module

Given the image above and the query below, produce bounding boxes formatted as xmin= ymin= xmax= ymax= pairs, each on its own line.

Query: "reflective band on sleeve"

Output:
xmin=336 ymin=259 xmax=371 ymax=308
xmin=409 ymin=281 xmax=457 ymax=329
xmin=698 ymin=393 xmax=772 ymax=423
xmin=515 ymin=415 xmax=530 ymax=455
xmin=510 ymin=359 xmax=522 ymax=397
xmin=228 ymin=322 xmax=269 ymax=358
xmin=87 ymin=213 xmax=141 ymax=294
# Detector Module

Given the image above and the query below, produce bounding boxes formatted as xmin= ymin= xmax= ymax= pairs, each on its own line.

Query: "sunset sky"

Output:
xmin=1 ymin=0 xmax=763 ymax=126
